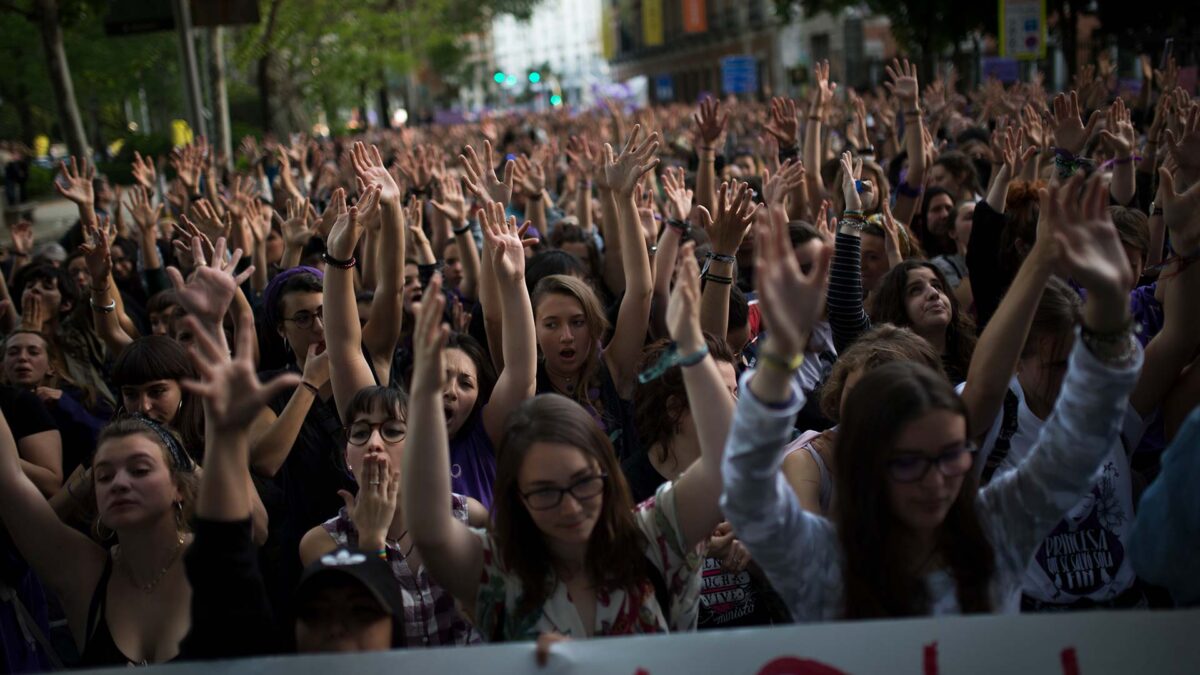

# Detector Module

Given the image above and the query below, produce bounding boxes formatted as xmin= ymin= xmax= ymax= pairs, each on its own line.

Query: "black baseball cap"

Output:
xmin=295 ymin=548 xmax=403 ymax=619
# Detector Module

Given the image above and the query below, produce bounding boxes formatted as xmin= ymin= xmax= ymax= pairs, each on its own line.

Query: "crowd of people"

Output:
xmin=0 ymin=53 xmax=1197 ymax=670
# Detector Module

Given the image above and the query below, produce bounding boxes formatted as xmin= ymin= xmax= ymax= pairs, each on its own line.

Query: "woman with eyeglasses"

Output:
xmin=722 ymin=175 xmax=1144 ymax=621
xmin=298 ymin=185 xmax=488 ymax=648
xmin=402 ymin=240 xmax=734 ymax=648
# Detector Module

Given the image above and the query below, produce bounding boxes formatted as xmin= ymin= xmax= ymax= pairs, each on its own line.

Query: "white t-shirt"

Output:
xmin=962 ymin=376 xmax=1146 ymax=605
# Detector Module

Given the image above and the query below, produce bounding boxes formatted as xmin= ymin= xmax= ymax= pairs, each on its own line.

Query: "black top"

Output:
xmin=253 ymin=367 xmax=355 ymax=636
xmin=965 ymin=199 xmax=1009 ymax=330
xmin=0 ymin=385 xmax=57 ymax=442
xmin=179 ymin=519 xmax=287 ymax=660
xmin=536 ymin=357 xmax=638 ymax=462
xmin=621 ymin=447 xmax=668 ymax=504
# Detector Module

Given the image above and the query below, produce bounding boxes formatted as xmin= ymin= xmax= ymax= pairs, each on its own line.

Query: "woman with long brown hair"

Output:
xmin=403 ymin=252 xmax=730 ymax=649
xmin=722 ymin=175 xmax=1143 ymax=621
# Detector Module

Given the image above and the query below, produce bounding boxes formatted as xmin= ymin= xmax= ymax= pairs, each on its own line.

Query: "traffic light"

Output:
xmin=528 ymin=71 xmax=541 ymax=83
xmin=550 ymin=95 xmax=563 ymax=106
xmin=493 ymin=71 xmax=505 ymax=84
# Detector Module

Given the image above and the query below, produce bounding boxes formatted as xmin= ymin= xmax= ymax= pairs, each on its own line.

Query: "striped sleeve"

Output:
xmin=827 ymin=231 xmax=872 ymax=353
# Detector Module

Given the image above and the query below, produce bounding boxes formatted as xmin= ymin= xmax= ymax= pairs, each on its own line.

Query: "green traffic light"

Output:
xmin=493 ymin=71 xmax=505 ymax=83
xmin=528 ymin=71 xmax=541 ymax=83
xmin=550 ymin=95 xmax=562 ymax=106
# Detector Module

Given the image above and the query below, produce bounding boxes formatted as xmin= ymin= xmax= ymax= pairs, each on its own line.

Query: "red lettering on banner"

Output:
xmin=757 ymin=657 xmax=848 ymax=675
xmin=1061 ymin=648 xmax=1079 ymax=675
xmin=923 ymin=642 xmax=938 ymax=675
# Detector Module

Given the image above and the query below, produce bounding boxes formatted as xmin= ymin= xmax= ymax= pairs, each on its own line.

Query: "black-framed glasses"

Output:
xmin=885 ymin=444 xmax=976 ymax=484
xmin=282 ymin=306 xmax=324 ymax=329
xmin=521 ymin=473 xmax=608 ymax=511
xmin=345 ymin=420 xmax=407 ymax=446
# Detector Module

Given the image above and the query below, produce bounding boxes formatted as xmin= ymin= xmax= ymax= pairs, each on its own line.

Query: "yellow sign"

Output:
xmin=601 ymin=5 xmax=615 ymax=60
xmin=642 ymin=0 xmax=664 ymax=47
xmin=33 ymin=135 xmax=49 ymax=158
xmin=171 ymin=119 xmax=194 ymax=148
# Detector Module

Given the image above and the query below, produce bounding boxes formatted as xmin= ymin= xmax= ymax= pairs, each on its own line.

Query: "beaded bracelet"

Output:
xmin=322 ymin=251 xmax=357 ymax=269
xmin=702 ymin=272 xmax=734 ymax=285
xmin=705 ymin=251 xmax=736 ymax=264
xmin=759 ymin=351 xmax=804 ymax=373
xmin=842 ymin=209 xmax=865 ymax=219
xmin=375 ymin=548 xmax=389 ymax=561
xmin=637 ymin=342 xmax=710 ymax=383
xmin=666 ymin=218 xmax=690 ymax=235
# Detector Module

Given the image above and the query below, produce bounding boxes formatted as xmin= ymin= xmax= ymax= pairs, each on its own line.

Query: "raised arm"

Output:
xmin=432 ymin=176 xmax=480 ymax=301
xmin=826 ymin=152 xmax=873 ymax=352
xmin=804 ymin=61 xmax=836 ymax=200
xmin=670 ymin=245 xmax=735 ymax=548
xmin=960 ymin=184 xmax=1059 ymax=439
xmin=886 ymin=58 xmax=923 ymax=225
xmin=478 ymin=202 xmax=537 ymax=445
xmin=353 ymin=143 xmax=406 ymax=386
xmin=601 ymin=126 xmax=661 ymax=397
xmin=324 ymin=181 xmax=381 ymax=420
xmin=80 ymin=220 xmax=134 ymax=355
xmin=980 ymin=174 xmax=1141 ymax=567
xmin=720 ymin=201 xmax=837 ymax=622
xmin=1101 ymin=98 xmax=1137 ymax=206
xmin=402 ymin=274 xmax=483 ymax=605
xmin=697 ymin=181 xmax=757 ymax=340
xmin=1128 ymin=169 xmax=1200 ymax=418
xmin=693 ymin=98 xmax=725 ymax=214
xmin=0 ymin=403 xmax=104 ymax=630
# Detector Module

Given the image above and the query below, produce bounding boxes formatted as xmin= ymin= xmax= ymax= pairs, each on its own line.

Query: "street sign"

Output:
xmin=721 ymin=55 xmax=758 ymax=95
xmin=655 ymin=74 xmax=675 ymax=102
xmin=998 ymin=0 xmax=1046 ymax=60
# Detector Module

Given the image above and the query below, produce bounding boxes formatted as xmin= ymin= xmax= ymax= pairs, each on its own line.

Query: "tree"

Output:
xmin=0 ymin=0 xmax=90 ymax=157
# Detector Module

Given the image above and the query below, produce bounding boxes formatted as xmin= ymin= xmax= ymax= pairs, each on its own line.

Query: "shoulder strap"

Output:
xmin=85 ymin=555 xmax=114 ymax=648
xmin=0 ymin=579 xmax=64 ymax=670
xmin=981 ymin=389 xmax=1021 ymax=485
xmin=644 ymin=555 xmax=671 ymax=628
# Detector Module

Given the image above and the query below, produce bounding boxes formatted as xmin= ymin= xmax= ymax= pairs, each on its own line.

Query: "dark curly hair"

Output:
xmin=869 ymin=260 xmax=976 ymax=383
xmin=633 ymin=334 xmax=735 ymax=463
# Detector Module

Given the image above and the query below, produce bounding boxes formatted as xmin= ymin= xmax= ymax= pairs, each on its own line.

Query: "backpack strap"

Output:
xmin=1 ymin=579 xmax=64 ymax=670
xmin=981 ymin=389 xmax=1021 ymax=485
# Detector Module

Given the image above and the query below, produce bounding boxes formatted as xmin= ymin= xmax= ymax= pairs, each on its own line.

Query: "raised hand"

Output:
xmin=395 ymin=145 xmax=437 ymax=191
xmin=431 ymin=175 xmax=468 ymax=225
xmin=754 ymin=203 xmax=833 ymax=359
xmin=698 ymin=181 xmax=757 ymax=256
xmin=181 ymin=315 xmax=300 ymax=435
xmin=326 ymin=186 xmax=373 ymax=261
xmin=1157 ymin=166 xmax=1200 ymax=254
xmin=351 ymin=142 xmax=402 ymax=204
xmin=460 ymin=140 xmax=514 ymax=206
xmin=170 ymin=143 xmax=204 ymax=191
xmin=879 ymin=199 xmax=904 ymax=269
xmin=9 ymin=219 xmax=33 ymax=259
xmin=54 ymin=156 xmax=94 ymax=207
xmin=337 ymin=453 xmax=400 ymax=551
xmin=20 ymin=289 xmax=47 ymax=332
xmin=762 ymin=159 xmax=805 ymax=208
xmin=411 ymin=273 xmax=449 ymax=395
xmin=479 ymin=200 xmax=526 ymax=283
xmin=839 ymin=151 xmax=863 ymax=212
xmin=77 ymin=219 xmax=114 ymax=287
xmin=1040 ymin=174 xmax=1134 ymax=301
xmin=514 ymin=154 xmax=546 ymax=198
xmin=187 ymin=198 xmax=230 ymax=243
xmin=124 ymin=185 xmax=163 ymax=239
xmin=884 ymin=58 xmax=919 ymax=110
xmin=1099 ymin=97 xmax=1136 ymax=158
xmin=566 ymin=135 xmax=598 ymax=179
xmin=763 ymin=96 xmax=799 ymax=147
xmin=166 ymin=236 xmax=254 ymax=329
xmin=1162 ymin=103 xmax=1200 ymax=180
xmin=810 ymin=60 xmax=837 ymax=119
xmin=131 ymin=151 xmax=157 ymax=191
xmin=1050 ymin=91 xmax=1101 ymax=155
xmin=693 ymin=97 xmax=727 ymax=148
xmin=661 ymin=166 xmax=694 ymax=221
xmin=666 ymin=242 xmax=703 ymax=351
xmin=282 ymin=197 xmax=320 ymax=249
xmin=602 ymin=125 xmax=661 ymax=196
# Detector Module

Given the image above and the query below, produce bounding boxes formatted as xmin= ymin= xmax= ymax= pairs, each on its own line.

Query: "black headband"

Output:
xmin=129 ymin=413 xmax=196 ymax=473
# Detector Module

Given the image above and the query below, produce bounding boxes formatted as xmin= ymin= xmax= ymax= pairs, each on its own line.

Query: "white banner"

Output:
xmin=88 ymin=609 xmax=1199 ymax=674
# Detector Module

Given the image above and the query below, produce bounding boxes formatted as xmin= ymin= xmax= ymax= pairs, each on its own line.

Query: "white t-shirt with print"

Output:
xmin=963 ymin=376 xmax=1146 ymax=605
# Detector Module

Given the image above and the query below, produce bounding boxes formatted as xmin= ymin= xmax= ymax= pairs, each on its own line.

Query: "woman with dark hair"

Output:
xmin=722 ymin=173 xmax=1144 ymax=622
xmin=111 ymin=336 xmax=205 ymax=460
xmin=912 ymin=186 xmax=956 ymax=257
xmin=0 ymin=409 xmax=199 ymax=665
xmin=928 ymin=150 xmax=982 ymax=202
xmin=403 ymin=235 xmax=734 ymax=646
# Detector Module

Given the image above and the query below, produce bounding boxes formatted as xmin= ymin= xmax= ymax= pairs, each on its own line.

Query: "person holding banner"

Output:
xmin=722 ymin=173 xmax=1143 ymax=620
